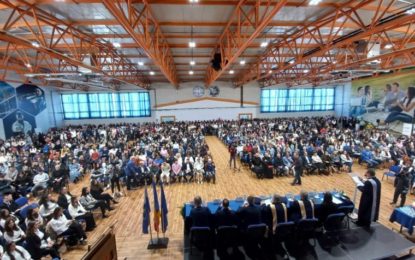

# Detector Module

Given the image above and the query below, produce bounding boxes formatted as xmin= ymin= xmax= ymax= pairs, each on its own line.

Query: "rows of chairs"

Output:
xmin=189 ymin=205 xmax=354 ymax=257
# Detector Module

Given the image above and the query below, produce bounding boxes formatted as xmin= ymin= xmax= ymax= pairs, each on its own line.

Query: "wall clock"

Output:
xmin=193 ymin=85 xmax=205 ymax=97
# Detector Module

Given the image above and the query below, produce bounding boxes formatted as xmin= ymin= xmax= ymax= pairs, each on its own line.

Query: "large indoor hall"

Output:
xmin=0 ymin=0 xmax=415 ymax=259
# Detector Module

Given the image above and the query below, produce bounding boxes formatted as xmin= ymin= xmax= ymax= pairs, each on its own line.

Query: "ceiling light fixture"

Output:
xmin=190 ymin=60 xmax=196 ymax=66
xmin=309 ymin=0 xmax=322 ymax=6
xmin=289 ymin=60 xmax=295 ymax=64
xmin=31 ymin=42 xmax=40 ymax=48
xmin=149 ymin=71 xmax=155 ymax=75
xmin=229 ymin=70 xmax=234 ymax=74
xmin=189 ymin=70 xmax=194 ymax=75
xmin=138 ymin=61 xmax=144 ymax=66
xmin=260 ymin=41 xmax=268 ymax=48
xmin=26 ymin=63 xmax=31 ymax=68
xmin=268 ymin=70 xmax=272 ymax=74
xmin=240 ymin=60 xmax=246 ymax=65
xmin=188 ymin=41 xmax=196 ymax=48
xmin=384 ymin=44 xmax=393 ymax=49
xmin=189 ymin=0 xmax=198 ymax=2
xmin=112 ymin=42 xmax=121 ymax=48
xmin=304 ymin=69 xmax=309 ymax=73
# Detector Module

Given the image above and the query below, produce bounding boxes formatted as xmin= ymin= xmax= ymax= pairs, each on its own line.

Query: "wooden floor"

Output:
xmin=63 ymin=136 xmax=412 ymax=260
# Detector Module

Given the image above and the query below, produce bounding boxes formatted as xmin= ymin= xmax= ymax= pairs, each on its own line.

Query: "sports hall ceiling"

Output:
xmin=0 ymin=0 xmax=414 ymax=90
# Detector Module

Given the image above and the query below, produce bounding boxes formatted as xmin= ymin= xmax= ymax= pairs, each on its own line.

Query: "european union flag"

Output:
xmin=142 ymin=184 xmax=151 ymax=234
xmin=152 ymin=181 xmax=160 ymax=233
xmin=160 ymin=182 xmax=168 ymax=233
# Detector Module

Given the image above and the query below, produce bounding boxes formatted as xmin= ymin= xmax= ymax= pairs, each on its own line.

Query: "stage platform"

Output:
xmin=184 ymin=223 xmax=415 ymax=260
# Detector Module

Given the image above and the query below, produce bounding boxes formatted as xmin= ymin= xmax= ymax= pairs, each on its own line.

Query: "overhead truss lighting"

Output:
xmin=309 ymin=0 xmax=322 ymax=5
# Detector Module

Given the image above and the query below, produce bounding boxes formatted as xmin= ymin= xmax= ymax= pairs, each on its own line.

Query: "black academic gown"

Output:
xmin=357 ymin=177 xmax=381 ymax=227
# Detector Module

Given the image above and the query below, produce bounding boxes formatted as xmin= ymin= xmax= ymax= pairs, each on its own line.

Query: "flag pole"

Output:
xmin=145 ymin=180 xmax=154 ymax=245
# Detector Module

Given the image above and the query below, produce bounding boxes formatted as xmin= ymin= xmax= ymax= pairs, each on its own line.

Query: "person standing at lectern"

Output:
xmin=356 ymin=168 xmax=381 ymax=227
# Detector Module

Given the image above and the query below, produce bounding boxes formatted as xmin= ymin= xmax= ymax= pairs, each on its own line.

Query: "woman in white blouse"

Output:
xmin=39 ymin=194 xmax=58 ymax=219
xmin=3 ymin=218 xmax=25 ymax=246
xmin=48 ymin=207 xmax=87 ymax=244
xmin=68 ymin=197 xmax=96 ymax=231
xmin=2 ymin=242 xmax=31 ymax=260
xmin=0 ymin=209 xmax=19 ymax=229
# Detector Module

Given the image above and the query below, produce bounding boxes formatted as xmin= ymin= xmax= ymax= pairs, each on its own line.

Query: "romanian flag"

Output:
xmin=152 ymin=181 xmax=161 ymax=232
xmin=160 ymin=182 xmax=168 ymax=233
xmin=142 ymin=184 xmax=151 ymax=234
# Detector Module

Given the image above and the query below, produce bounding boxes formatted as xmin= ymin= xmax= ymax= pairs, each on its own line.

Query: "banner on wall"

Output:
xmin=0 ymin=81 xmax=17 ymax=119
xmin=350 ymin=70 xmax=415 ymax=132
xmin=3 ymin=110 xmax=36 ymax=138
xmin=16 ymin=84 xmax=46 ymax=116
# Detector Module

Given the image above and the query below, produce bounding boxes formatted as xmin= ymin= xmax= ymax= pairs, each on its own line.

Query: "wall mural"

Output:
xmin=16 ymin=84 xmax=46 ymax=116
xmin=350 ymin=70 xmax=415 ymax=131
xmin=3 ymin=110 xmax=36 ymax=138
xmin=0 ymin=82 xmax=45 ymax=139
xmin=0 ymin=81 xmax=17 ymax=119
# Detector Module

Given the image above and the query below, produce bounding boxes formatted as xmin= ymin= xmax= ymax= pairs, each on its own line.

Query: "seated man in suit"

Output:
xmin=237 ymin=195 xmax=262 ymax=230
xmin=237 ymin=195 xmax=263 ymax=259
xmin=215 ymin=198 xmax=238 ymax=227
xmin=291 ymin=191 xmax=315 ymax=222
xmin=215 ymin=198 xmax=239 ymax=258
xmin=189 ymin=196 xmax=212 ymax=228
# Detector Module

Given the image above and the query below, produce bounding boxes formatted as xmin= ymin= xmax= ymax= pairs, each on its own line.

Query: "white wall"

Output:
xmin=156 ymin=100 xmax=257 ymax=121
xmin=49 ymin=80 xmax=353 ymax=126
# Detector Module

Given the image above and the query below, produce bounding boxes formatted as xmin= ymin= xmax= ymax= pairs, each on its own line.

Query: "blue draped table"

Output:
xmin=184 ymin=192 xmax=353 ymax=218
xmin=390 ymin=206 xmax=415 ymax=234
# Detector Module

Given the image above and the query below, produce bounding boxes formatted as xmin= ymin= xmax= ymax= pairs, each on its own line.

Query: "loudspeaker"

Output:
xmin=211 ymin=53 xmax=222 ymax=71
xmin=354 ymin=40 xmax=368 ymax=53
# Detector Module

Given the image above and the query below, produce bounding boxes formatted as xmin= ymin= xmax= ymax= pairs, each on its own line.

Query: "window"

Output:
xmin=61 ymin=92 xmax=151 ymax=119
xmin=260 ymin=88 xmax=335 ymax=113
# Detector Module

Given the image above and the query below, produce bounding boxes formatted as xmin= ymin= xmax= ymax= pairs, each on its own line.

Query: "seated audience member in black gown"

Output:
xmin=318 ymin=192 xmax=337 ymax=224
xmin=291 ymin=191 xmax=315 ymax=222
xmin=25 ymin=221 xmax=61 ymax=260
xmin=57 ymin=186 xmax=72 ymax=210
xmin=266 ymin=194 xmax=289 ymax=235
xmin=90 ymin=179 xmax=117 ymax=209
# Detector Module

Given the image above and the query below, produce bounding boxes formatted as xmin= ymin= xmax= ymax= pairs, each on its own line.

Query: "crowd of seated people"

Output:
xmin=216 ymin=116 xmax=413 ymax=179
xmin=0 ymin=120 xmax=221 ymax=258
xmin=188 ymin=193 xmax=350 ymax=259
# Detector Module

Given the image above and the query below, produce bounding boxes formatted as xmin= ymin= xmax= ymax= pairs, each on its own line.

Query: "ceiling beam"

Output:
xmin=0 ymin=0 xmax=397 ymax=13
xmin=0 ymin=0 xmax=150 ymax=87
xmin=103 ymin=0 xmax=179 ymax=87
xmin=204 ymin=0 xmax=288 ymax=86
xmin=257 ymin=5 xmax=415 ymax=84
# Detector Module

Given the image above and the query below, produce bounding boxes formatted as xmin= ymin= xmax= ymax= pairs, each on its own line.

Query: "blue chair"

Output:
xmin=275 ymin=221 xmax=296 ymax=240
xmin=15 ymin=197 xmax=28 ymax=208
xmin=382 ymin=165 xmax=400 ymax=181
xmin=337 ymin=205 xmax=354 ymax=229
xmin=246 ymin=223 xmax=267 ymax=242
xmin=190 ymin=226 xmax=211 ymax=255
xmin=323 ymin=213 xmax=346 ymax=243
xmin=323 ymin=213 xmax=346 ymax=233
xmin=19 ymin=203 xmax=39 ymax=219
xmin=297 ymin=218 xmax=319 ymax=246
xmin=216 ymin=225 xmax=239 ymax=252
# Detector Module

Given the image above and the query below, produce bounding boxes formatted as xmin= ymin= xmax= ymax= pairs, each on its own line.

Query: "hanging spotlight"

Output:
xmin=138 ymin=61 xmax=144 ymax=66
xmin=384 ymin=44 xmax=393 ymax=49
xmin=31 ymin=42 xmax=40 ymax=48
xmin=229 ymin=70 xmax=234 ymax=74
xmin=240 ymin=60 xmax=246 ymax=65
xmin=189 ymin=70 xmax=194 ymax=75
xmin=149 ymin=71 xmax=155 ymax=75
xmin=112 ymin=42 xmax=121 ymax=48
xmin=190 ymin=60 xmax=196 ymax=66
xmin=188 ymin=41 xmax=196 ymax=48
